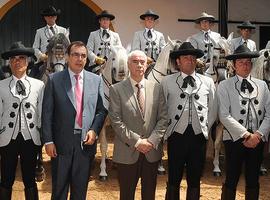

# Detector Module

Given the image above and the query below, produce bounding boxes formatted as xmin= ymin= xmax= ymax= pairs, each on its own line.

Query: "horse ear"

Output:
xmin=167 ymin=36 xmax=175 ymax=47
xmin=65 ymin=27 xmax=70 ymax=38
xmin=227 ymin=32 xmax=234 ymax=41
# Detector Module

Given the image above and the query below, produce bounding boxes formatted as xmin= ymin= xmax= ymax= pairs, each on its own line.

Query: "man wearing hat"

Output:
xmin=0 ymin=42 xmax=44 ymax=200
xmin=187 ymin=12 xmax=221 ymax=63
xmin=230 ymin=21 xmax=257 ymax=52
xmin=131 ymin=9 xmax=166 ymax=64
xmin=86 ymin=10 xmax=122 ymax=66
xmin=217 ymin=45 xmax=270 ymax=200
xmin=161 ymin=42 xmax=216 ymax=200
xmin=33 ymin=5 xmax=69 ymax=62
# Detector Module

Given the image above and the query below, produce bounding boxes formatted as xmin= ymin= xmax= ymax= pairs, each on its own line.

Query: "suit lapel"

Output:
xmin=122 ymin=79 xmax=141 ymax=115
xmin=144 ymin=80 xmax=152 ymax=120
xmin=63 ymin=69 xmax=76 ymax=109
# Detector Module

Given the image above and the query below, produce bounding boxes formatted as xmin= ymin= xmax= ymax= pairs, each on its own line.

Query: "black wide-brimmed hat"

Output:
xmin=225 ymin=44 xmax=259 ymax=60
xmin=41 ymin=5 xmax=61 ymax=16
xmin=170 ymin=42 xmax=204 ymax=59
xmin=96 ymin=10 xmax=115 ymax=20
xmin=1 ymin=41 xmax=35 ymax=60
xmin=195 ymin=12 xmax=215 ymax=24
xmin=140 ymin=9 xmax=159 ymax=20
xmin=237 ymin=21 xmax=256 ymax=29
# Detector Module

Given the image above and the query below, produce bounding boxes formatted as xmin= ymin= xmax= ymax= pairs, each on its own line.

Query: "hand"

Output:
xmin=84 ymin=130 xmax=97 ymax=145
xmin=147 ymin=57 xmax=154 ymax=65
xmin=45 ymin=143 xmax=57 ymax=158
xmin=95 ymin=57 xmax=106 ymax=65
xmin=243 ymin=132 xmax=261 ymax=148
xmin=39 ymin=53 xmax=48 ymax=62
xmin=136 ymin=139 xmax=153 ymax=154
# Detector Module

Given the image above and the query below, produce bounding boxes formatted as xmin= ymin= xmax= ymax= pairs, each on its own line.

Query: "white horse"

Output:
xmin=98 ymin=46 xmax=129 ymax=181
xmin=251 ymin=49 xmax=270 ymax=175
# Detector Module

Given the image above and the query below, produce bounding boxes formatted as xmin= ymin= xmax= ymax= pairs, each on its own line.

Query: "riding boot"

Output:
xmin=0 ymin=186 xmax=12 ymax=200
xmin=186 ymin=187 xmax=200 ymax=200
xmin=25 ymin=186 xmax=39 ymax=200
xmin=221 ymin=184 xmax=236 ymax=200
xmin=165 ymin=183 xmax=179 ymax=200
xmin=245 ymin=187 xmax=259 ymax=200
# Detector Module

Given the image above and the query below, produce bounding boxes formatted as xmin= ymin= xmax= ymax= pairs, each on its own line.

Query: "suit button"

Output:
xmin=152 ymin=41 xmax=156 ymax=45
xmin=29 ymin=123 xmax=34 ymax=129
xmin=205 ymin=44 xmax=208 ymax=48
xmin=210 ymin=44 xmax=213 ymax=47
xmin=146 ymin=42 xmax=149 ymax=45
xmin=258 ymin=110 xmax=262 ymax=115
xmin=26 ymin=113 xmax=32 ymax=119
xmin=198 ymin=106 xmax=202 ymax=111
xmin=175 ymin=115 xmax=180 ymax=120
xmin=145 ymin=48 xmax=148 ymax=51
xmin=25 ymin=102 xmax=30 ymax=108
xmin=204 ymin=50 xmax=207 ymax=53
xmin=203 ymin=56 xmax=206 ymax=59
xmin=8 ymin=122 xmax=14 ymax=128
xmin=12 ymin=103 xmax=18 ymax=109
xmin=108 ymin=43 xmax=110 ymax=46
xmin=97 ymin=53 xmax=100 ymax=56
xmin=180 ymin=93 xmax=186 ymax=98
xmin=240 ymin=109 xmax=246 ymax=115
xmin=200 ymin=116 xmax=204 ymax=122
xmin=242 ymin=100 xmax=247 ymax=105
xmin=254 ymin=99 xmax=259 ymax=104
xmin=177 ymin=105 xmax=182 ymax=110
xmin=238 ymin=119 xmax=243 ymax=124
xmin=10 ymin=112 xmax=15 ymax=118
xmin=100 ymin=43 xmax=103 ymax=45
xmin=98 ymin=48 xmax=101 ymax=50
xmin=194 ymin=94 xmax=200 ymax=100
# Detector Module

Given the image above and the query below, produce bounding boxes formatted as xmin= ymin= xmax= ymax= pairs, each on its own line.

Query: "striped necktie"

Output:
xmin=135 ymin=83 xmax=145 ymax=116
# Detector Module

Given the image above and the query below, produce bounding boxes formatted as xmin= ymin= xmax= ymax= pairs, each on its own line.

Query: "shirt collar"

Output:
xmin=181 ymin=71 xmax=196 ymax=79
xmin=47 ymin=24 xmax=57 ymax=29
xmin=68 ymin=68 xmax=84 ymax=81
xmin=129 ymin=77 xmax=145 ymax=88
xmin=236 ymin=74 xmax=251 ymax=82
xmin=145 ymin=28 xmax=154 ymax=32
xmin=101 ymin=28 xmax=109 ymax=32
xmin=12 ymin=74 xmax=27 ymax=82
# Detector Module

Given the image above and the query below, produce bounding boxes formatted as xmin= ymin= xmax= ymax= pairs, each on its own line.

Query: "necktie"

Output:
xmin=243 ymin=40 xmax=247 ymax=46
xmin=50 ymin=26 xmax=55 ymax=35
xmin=74 ymin=75 xmax=83 ymax=127
xmin=102 ymin=29 xmax=109 ymax=39
xmin=241 ymin=79 xmax=254 ymax=93
xmin=182 ymin=76 xmax=195 ymax=88
xmin=147 ymin=30 xmax=152 ymax=39
xmin=135 ymin=83 xmax=145 ymax=116
xmin=204 ymin=32 xmax=209 ymax=41
xmin=16 ymin=80 xmax=26 ymax=96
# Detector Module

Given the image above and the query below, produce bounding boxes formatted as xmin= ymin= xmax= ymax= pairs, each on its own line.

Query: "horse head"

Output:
xmin=146 ymin=37 xmax=182 ymax=83
xmin=46 ymin=32 xmax=70 ymax=72
xmin=252 ymin=49 xmax=270 ymax=88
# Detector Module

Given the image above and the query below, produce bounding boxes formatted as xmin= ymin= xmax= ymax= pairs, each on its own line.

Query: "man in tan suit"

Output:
xmin=109 ymin=50 xmax=167 ymax=200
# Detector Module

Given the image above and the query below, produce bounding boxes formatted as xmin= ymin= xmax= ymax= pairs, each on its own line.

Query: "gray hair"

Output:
xmin=127 ymin=50 xmax=147 ymax=63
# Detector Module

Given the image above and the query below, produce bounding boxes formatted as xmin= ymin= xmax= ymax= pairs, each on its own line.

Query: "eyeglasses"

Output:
xmin=70 ymin=52 xmax=87 ymax=59
xmin=10 ymin=55 xmax=27 ymax=61
xmin=132 ymin=59 xmax=146 ymax=65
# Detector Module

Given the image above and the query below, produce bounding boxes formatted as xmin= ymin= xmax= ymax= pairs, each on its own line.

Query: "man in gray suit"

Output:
xmin=0 ymin=42 xmax=44 ymax=200
xmin=230 ymin=21 xmax=257 ymax=52
xmin=86 ymin=10 xmax=122 ymax=67
xmin=32 ymin=5 xmax=69 ymax=62
xmin=161 ymin=42 xmax=216 ymax=200
xmin=187 ymin=12 xmax=221 ymax=64
xmin=131 ymin=9 xmax=166 ymax=64
xmin=42 ymin=41 xmax=107 ymax=200
xmin=109 ymin=50 xmax=167 ymax=200
xmin=217 ymin=45 xmax=270 ymax=200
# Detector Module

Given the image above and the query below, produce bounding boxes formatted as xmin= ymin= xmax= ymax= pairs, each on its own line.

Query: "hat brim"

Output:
xmin=170 ymin=49 xmax=204 ymax=59
xmin=140 ymin=14 xmax=159 ymax=20
xmin=225 ymin=52 xmax=260 ymax=60
xmin=237 ymin=25 xmax=256 ymax=29
xmin=97 ymin=14 xmax=115 ymax=20
xmin=1 ymin=49 xmax=35 ymax=60
xmin=41 ymin=9 xmax=61 ymax=16
xmin=195 ymin=17 xmax=215 ymax=24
